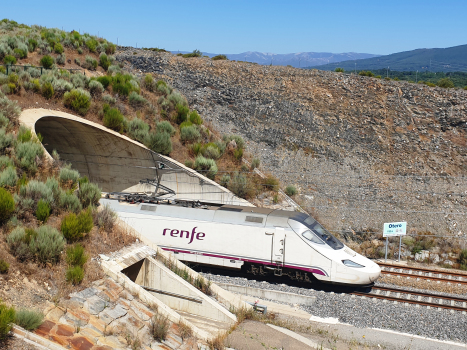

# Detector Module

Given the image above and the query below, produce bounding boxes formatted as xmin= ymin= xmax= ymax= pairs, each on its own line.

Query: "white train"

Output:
xmin=102 ymin=197 xmax=381 ymax=286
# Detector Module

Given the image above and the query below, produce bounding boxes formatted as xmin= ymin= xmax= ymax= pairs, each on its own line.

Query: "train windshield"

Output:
xmin=290 ymin=214 xmax=344 ymax=250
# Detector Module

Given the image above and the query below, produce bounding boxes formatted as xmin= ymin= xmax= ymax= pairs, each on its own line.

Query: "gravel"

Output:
xmin=203 ymin=273 xmax=467 ymax=343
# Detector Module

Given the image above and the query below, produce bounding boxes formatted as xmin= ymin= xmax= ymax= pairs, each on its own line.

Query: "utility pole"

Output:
xmin=416 ymin=70 xmax=418 ymax=83
xmin=354 ymin=62 xmax=356 ymax=74
xmin=387 ymin=66 xmax=389 ymax=78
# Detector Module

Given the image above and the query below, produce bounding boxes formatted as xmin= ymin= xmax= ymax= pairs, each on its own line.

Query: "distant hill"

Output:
xmin=171 ymin=50 xmax=379 ymax=68
xmin=311 ymin=44 xmax=467 ymax=72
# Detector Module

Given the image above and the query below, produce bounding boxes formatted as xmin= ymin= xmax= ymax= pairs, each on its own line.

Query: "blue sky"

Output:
xmin=3 ymin=0 xmax=467 ymax=55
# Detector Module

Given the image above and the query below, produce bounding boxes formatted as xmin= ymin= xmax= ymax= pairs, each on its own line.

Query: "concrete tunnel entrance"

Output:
xmin=25 ymin=111 xmax=251 ymax=205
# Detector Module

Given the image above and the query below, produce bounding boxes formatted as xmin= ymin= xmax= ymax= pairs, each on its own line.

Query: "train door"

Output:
xmin=270 ymin=228 xmax=286 ymax=266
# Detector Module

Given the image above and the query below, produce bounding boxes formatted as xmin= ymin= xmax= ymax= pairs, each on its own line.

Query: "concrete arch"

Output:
xmin=20 ymin=109 xmax=252 ymax=206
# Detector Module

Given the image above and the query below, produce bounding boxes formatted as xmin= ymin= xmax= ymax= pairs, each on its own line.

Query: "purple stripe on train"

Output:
xmin=161 ymin=247 xmax=328 ymax=277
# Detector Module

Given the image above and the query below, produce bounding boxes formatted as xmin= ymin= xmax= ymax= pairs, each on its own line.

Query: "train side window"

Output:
xmin=302 ymin=230 xmax=324 ymax=244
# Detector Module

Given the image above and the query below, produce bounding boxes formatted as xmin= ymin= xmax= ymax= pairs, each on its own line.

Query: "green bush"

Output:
xmin=85 ymin=38 xmax=98 ymax=53
xmin=63 ymin=88 xmax=91 ymax=115
xmin=35 ymin=199 xmax=50 ymax=222
xmin=92 ymin=203 xmax=117 ymax=231
xmin=0 ymin=94 xmax=21 ymax=124
xmin=202 ymin=145 xmax=220 ymax=160
xmin=30 ymin=225 xmax=65 ymax=264
xmin=180 ymin=125 xmax=200 ymax=144
xmin=228 ymin=172 xmax=249 ymax=198
xmin=7 ymin=227 xmax=32 ymax=261
xmin=182 ymin=49 xmax=202 ymax=58
xmin=0 ymin=188 xmax=14 ymax=224
xmin=15 ymin=141 xmax=43 ymax=171
xmin=78 ymin=183 xmax=101 ymax=208
xmin=437 ymin=78 xmax=454 ymax=89
xmin=146 ymin=132 xmax=172 ymax=155
xmin=66 ymin=265 xmax=84 ymax=285
xmin=14 ymin=309 xmax=43 ymax=331
xmin=194 ymin=156 xmax=217 ymax=180
xmin=19 ymin=180 xmax=53 ymax=207
xmin=263 ymin=175 xmax=280 ymax=192
xmin=59 ymin=191 xmax=82 ymax=213
xmin=0 ymin=129 xmax=15 ymax=152
xmin=180 ymin=121 xmax=193 ymax=129
xmin=156 ymin=121 xmax=175 ymax=136
xmin=127 ymin=118 xmax=149 ymax=144
xmin=103 ymin=106 xmax=125 ymax=132
xmin=0 ymin=259 xmax=9 ymax=274
xmin=223 ymin=134 xmax=245 ymax=150
xmin=233 ymin=147 xmax=243 ymax=160
xmin=96 ymin=76 xmax=111 ymax=89
xmin=189 ymin=110 xmax=203 ymax=125
xmin=0 ymin=155 xmax=12 ymax=170
xmin=0 ymin=166 xmax=18 ymax=187
xmin=251 ymin=158 xmax=260 ymax=170
xmin=66 ymin=244 xmax=88 ymax=267
xmin=40 ymin=55 xmax=54 ymax=69
xmin=102 ymin=94 xmax=116 ymax=105
xmin=175 ymin=103 xmax=189 ymax=124
xmin=212 ymin=54 xmax=228 ymax=60
xmin=59 ymin=166 xmax=80 ymax=185
xmin=184 ymin=160 xmax=194 ymax=168
xmin=0 ymin=114 xmax=9 ymax=128
xmin=129 ymin=91 xmax=147 ymax=108
xmin=61 ymin=209 xmax=93 ymax=242
xmin=88 ymin=80 xmax=104 ymax=97
xmin=0 ymin=301 xmax=15 ymax=340
xmin=54 ymin=43 xmax=64 ymax=54
xmin=83 ymin=55 xmax=98 ymax=70
xmin=41 ymin=82 xmax=54 ymax=99
xmin=335 ymin=67 xmax=344 ymax=73
xmin=459 ymin=249 xmax=467 ymax=270
xmin=3 ymin=55 xmax=16 ymax=65
xmin=111 ymin=73 xmax=139 ymax=96
xmin=99 ymin=53 xmax=110 ymax=71
xmin=285 ymin=185 xmax=298 ymax=196
xmin=17 ymin=125 xmax=32 ymax=143
xmin=220 ymin=174 xmax=230 ymax=187
xmin=28 ymin=38 xmax=38 ymax=52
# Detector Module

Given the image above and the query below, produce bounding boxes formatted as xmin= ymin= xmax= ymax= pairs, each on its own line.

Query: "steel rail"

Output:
xmin=371 ymin=286 xmax=467 ymax=303
xmin=378 ymin=262 xmax=467 ymax=278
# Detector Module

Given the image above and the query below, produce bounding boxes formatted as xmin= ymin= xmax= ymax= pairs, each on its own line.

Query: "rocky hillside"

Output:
xmin=116 ymin=48 xmax=467 ymax=238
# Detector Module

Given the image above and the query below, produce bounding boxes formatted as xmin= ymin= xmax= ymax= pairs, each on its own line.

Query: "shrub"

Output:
xmin=41 ymin=82 xmax=54 ymax=99
xmin=168 ymin=91 xmax=187 ymax=108
xmin=0 ymin=129 xmax=14 ymax=152
xmin=189 ymin=110 xmax=203 ymax=125
xmin=35 ymin=199 xmax=50 ymax=222
xmin=92 ymin=203 xmax=117 ymax=231
xmin=85 ymin=38 xmax=98 ymax=53
xmin=194 ymin=156 xmax=217 ymax=180
xmin=437 ymin=78 xmax=454 ymax=89
xmin=78 ymin=183 xmax=101 ymax=208
xmin=29 ymin=225 xmax=66 ymax=264
xmin=220 ymin=174 xmax=230 ymax=187
xmin=129 ymin=91 xmax=147 ymax=108
xmin=7 ymin=227 xmax=32 ymax=261
xmin=184 ymin=160 xmax=194 ymax=168
xmin=143 ymin=74 xmax=155 ymax=91
xmin=96 ymin=76 xmax=111 ymax=89
xmin=102 ymin=94 xmax=116 ymax=105
xmin=83 ymin=55 xmax=98 ymax=70
xmin=0 ymin=187 xmax=14 ymax=224
xmin=53 ymin=43 xmax=64 ymax=54
xmin=128 ymin=118 xmax=150 ymax=144
xmin=88 ymin=80 xmax=104 ymax=97
xmin=3 ymin=55 xmax=16 ymax=65
xmin=14 ymin=309 xmax=43 ymax=331
xmin=40 ymin=55 xmax=54 ymax=69
xmin=66 ymin=244 xmax=88 ymax=267
xmin=0 ymin=301 xmax=15 ymax=340
xmin=180 ymin=121 xmax=193 ymax=129
xmin=203 ymin=145 xmax=220 ymax=159
xmin=233 ymin=148 xmax=243 ymax=160
xmin=0 ymin=94 xmax=21 ymax=125
xmin=180 ymin=125 xmax=200 ymax=144
xmin=335 ymin=67 xmax=344 ymax=72
xmin=17 ymin=125 xmax=32 ymax=143
xmin=63 ymin=88 xmax=91 ymax=115
xmin=285 ymin=185 xmax=298 ymax=196
xmin=228 ymin=172 xmax=249 ymax=198
xmin=146 ymin=132 xmax=172 ymax=155
xmin=459 ymin=249 xmax=467 ymax=270
xmin=0 ymin=259 xmax=9 ymax=274
xmin=19 ymin=180 xmax=53 ymax=207
xmin=191 ymin=142 xmax=202 ymax=155
xmin=251 ymin=158 xmax=260 ymax=170
xmin=61 ymin=209 xmax=93 ymax=242
xmin=55 ymin=53 xmax=66 ymax=65
xmin=99 ymin=53 xmax=110 ymax=71
xmin=15 ymin=141 xmax=43 ymax=171
xmin=263 ymin=175 xmax=280 ymax=192
xmin=182 ymin=49 xmax=202 ymax=58
xmin=156 ymin=121 xmax=175 ymax=136
xmin=59 ymin=166 xmax=80 ymax=185
xmin=0 ymin=166 xmax=17 ymax=187
xmin=0 ymin=114 xmax=8 ymax=129
xmin=58 ymin=191 xmax=81 ymax=213
xmin=212 ymin=54 xmax=228 ymax=60
xmin=103 ymin=106 xmax=124 ymax=132
xmin=175 ymin=104 xmax=189 ymax=124
xmin=0 ymin=155 xmax=12 ymax=170
xmin=66 ymin=266 xmax=84 ymax=285
xmin=150 ymin=313 xmax=170 ymax=341
xmin=223 ymin=134 xmax=245 ymax=150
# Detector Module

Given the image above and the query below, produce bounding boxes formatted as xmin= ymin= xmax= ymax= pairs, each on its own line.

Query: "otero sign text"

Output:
xmin=383 ymin=222 xmax=407 ymax=237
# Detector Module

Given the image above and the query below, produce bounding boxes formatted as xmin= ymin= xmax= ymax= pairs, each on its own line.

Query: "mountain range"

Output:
xmin=171 ymin=50 xmax=379 ymax=68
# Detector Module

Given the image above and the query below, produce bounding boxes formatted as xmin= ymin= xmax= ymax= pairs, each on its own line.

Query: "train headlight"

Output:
xmin=342 ymin=260 xmax=365 ymax=268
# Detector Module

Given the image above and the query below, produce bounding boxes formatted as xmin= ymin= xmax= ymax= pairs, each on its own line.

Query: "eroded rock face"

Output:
xmin=115 ymin=48 xmax=467 ymax=235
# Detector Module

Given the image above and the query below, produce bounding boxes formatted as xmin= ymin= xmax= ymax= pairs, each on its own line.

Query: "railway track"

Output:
xmin=377 ymin=262 xmax=467 ymax=285
xmin=352 ymin=285 xmax=467 ymax=313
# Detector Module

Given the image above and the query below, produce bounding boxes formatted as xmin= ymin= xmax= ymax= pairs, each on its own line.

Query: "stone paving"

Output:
xmin=35 ymin=277 xmax=199 ymax=350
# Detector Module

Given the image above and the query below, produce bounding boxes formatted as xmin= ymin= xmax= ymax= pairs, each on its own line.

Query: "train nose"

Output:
xmin=368 ymin=264 xmax=381 ymax=283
